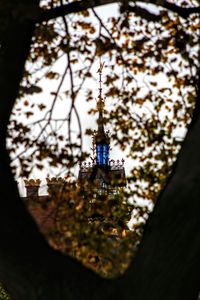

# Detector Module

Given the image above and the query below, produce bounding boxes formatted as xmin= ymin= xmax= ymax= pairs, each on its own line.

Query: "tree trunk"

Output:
xmin=0 ymin=2 xmax=115 ymax=299
xmin=0 ymin=1 xmax=199 ymax=299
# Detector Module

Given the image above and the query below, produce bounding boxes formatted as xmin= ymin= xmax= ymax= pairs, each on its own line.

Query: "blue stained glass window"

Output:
xmin=97 ymin=144 xmax=109 ymax=165
xmin=103 ymin=144 xmax=109 ymax=165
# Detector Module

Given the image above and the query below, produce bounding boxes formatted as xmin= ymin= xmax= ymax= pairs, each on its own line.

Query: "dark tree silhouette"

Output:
xmin=0 ymin=1 xmax=199 ymax=299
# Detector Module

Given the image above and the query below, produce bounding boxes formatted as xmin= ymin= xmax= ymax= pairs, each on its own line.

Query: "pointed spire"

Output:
xmin=97 ymin=59 xmax=105 ymax=133
xmin=97 ymin=59 xmax=104 ymax=102
xmin=96 ymin=60 xmax=108 ymax=142
xmin=95 ymin=60 xmax=109 ymax=166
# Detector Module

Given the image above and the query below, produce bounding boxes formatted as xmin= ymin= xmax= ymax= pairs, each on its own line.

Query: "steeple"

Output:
xmin=78 ymin=63 xmax=126 ymax=189
xmin=97 ymin=61 xmax=104 ymax=133
xmin=95 ymin=61 xmax=109 ymax=166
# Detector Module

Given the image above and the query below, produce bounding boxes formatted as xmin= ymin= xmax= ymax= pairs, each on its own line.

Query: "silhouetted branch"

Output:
xmin=38 ymin=0 xmax=200 ymax=23
xmin=163 ymin=0 xmax=200 ymax=18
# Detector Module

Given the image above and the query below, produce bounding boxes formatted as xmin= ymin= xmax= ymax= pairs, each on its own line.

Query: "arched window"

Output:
xmin=96 ymin=143 xmax=109 ymax=166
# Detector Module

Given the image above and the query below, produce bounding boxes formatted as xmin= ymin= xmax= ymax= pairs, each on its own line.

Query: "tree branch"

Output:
xmin=125 ymin=4 xmax=162 ymax=22
xmin=38 ymin=0 xmax=200 ymax=23
xmin=39 ymin=0 xmax=117 ymax=22
xmin=163 ymin=0 xmax=200 ymax=18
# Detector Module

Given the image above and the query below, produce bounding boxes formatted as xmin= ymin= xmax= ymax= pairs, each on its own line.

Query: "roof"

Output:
xmin=22 ymin=195 xmax=56 ymax=232
xmin=78 ymin=164 xmax=126 ymax=187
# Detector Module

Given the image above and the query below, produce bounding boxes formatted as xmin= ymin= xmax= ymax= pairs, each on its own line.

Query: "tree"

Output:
xmin=0 ymin=0 xmax=199 ymax=299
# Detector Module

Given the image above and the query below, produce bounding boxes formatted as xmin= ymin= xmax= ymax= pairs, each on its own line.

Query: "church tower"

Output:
xmin=78 ymin=63 xmax=126 ymax=192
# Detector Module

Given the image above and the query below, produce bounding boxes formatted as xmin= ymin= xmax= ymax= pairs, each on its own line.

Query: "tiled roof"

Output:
xmin=23 ymin=195 xmax=56 ymax=232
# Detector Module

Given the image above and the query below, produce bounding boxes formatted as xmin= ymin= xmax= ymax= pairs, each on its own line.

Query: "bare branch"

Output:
xmin=60 ymin=0 xmax=83 ymax=155
xmin=163 ymin=1 xmax=200 ymax=18
xmin=125 ymin=4 xmax=162 ymax=22
xmin=39 ymin=0 xmax=118 ymax=22
xmin=38 ymin=0 xmax=200 ymax=23
xmin=137 ymin=0 xmax=200 ymax=18
xmin=48 ymin=63 xmax=68 ymax=121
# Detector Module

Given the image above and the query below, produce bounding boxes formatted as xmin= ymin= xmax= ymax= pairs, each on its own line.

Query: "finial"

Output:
xmin=97 ymin=59 xmax=105 ymax=101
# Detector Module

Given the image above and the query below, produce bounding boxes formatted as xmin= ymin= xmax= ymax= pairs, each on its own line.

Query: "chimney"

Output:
xmin=24 ymin=179 xmax=41 ymax=198
xmin=46 ymin=177 xmax=65 ymax=197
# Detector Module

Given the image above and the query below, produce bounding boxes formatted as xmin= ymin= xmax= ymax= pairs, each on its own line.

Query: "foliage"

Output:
xmin=26 ymin=177 xmax=148 ymax=277
xmin=47 ymin=181 xmax=139 ymax=277
xmin=6 ymin=0 xmax=200 ymax=278
xmin=0 ymin=284 xmax=11 ymax=300
xmin=8 ymin=0 xmax=199 ymax=191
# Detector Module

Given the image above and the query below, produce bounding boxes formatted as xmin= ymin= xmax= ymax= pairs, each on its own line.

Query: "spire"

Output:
xmin=95 ymin=60 xmax=109 ymax=166
xmin=78 ymin=62 xmax=126 ymax=188
xmin=97 ymin=59 xmax=104 ymax=101
xmin=97 ymin=60 xmax=105 ymax=134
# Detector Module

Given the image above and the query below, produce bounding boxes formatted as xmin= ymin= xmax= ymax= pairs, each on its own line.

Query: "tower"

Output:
xmin=95 ymin=62 xmax=109 ymax=167
xmin=78 ymin=63 xmax=126 ymax=192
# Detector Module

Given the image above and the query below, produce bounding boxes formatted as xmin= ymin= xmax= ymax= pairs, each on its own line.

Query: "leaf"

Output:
xmin=38 ymin=103 xmax=46 ymax=111
xmin=45 ymin=71 xmax=59 ymax=80
xmin=23 ymin=85 xmax=42 ymax=95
